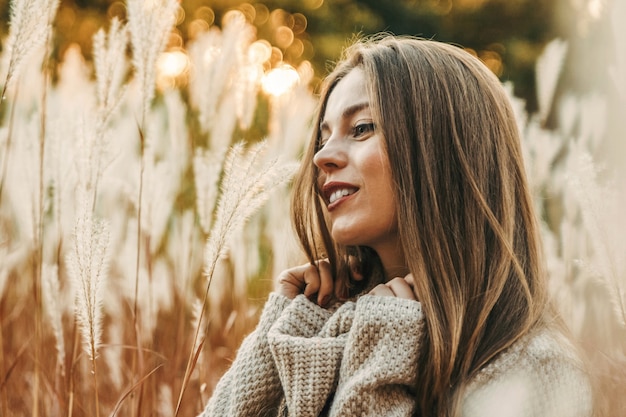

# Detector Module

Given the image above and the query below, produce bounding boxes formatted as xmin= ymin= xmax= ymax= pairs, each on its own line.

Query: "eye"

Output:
xmin=352 ymin=122 xmax=375 ymax=138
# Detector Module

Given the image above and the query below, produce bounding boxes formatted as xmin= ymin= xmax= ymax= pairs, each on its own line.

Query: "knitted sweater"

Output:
xmin=199 ymin=293 xmax=592 ymax=417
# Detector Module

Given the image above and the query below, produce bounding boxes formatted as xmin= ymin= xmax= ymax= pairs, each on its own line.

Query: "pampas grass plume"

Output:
xmin=93 ymin=17 xmax=128 ymax=124
xmin=176 ymin=141 xmax=298 ymax=414
xmin=535 ymin=38 xmax=568 ymax=123
xmin=2 ymin=0 xmax=60 ymax=94
xmin=127 ymin=0 xmax=178 ymax=125
xmin=203 ymin=141 xmax=299 ymax=281
xmin=187 ymin=13 xmax=253 ymax=135
xmin=567 ymin=149 xmax=626 ymax=327
xmin=67 ymin=198 xmax=111 ymax=360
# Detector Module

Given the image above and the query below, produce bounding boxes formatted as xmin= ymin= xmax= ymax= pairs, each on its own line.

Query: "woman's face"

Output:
xmin=314 ymin=68 xmax=399 ymax=255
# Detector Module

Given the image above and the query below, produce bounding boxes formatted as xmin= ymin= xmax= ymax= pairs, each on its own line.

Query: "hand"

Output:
xmin=276 ymin=260 xmax=334 ymax=307
xmin=368 ymin=273 xmax=417 ymax=301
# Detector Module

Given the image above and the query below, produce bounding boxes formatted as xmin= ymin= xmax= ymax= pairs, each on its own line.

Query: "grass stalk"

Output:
xmin=174 ymin=265 xmax=214 ymax=416
xmin=132 ymin=123 xmax=146 ymax=417
xmin=109 ymin=364 xmax=163 ymax=417
xmin=0 ymin=308 xmax=7 ymax=417
xmin=0 ymin=84 xmax=19 ymax=205
xmin=174 ymin=176 xmax=227 ymax=415
xmin=175 ymin=143 xmax=295 ymax=414
xmin=32 ymin=32 xmax=54 ymax=417
xmin=66 ymin=323 xmax=79 ymax=417
xmin=91 ymin=342 xmax=101 ymax=417
xmin=133 ymin=122 xmax=146 ymax=322
xmin=132 ymin=319 xmax=146 ymax=417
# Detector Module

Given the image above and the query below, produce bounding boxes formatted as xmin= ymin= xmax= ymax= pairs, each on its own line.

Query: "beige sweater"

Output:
xmin=199 ymin=293 xmax=592 ymax=417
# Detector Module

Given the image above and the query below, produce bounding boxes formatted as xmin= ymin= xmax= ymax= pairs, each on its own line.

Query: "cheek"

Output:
xmin=362 ymin=148 xmax=394 ymax=199
xmin=367 ymin=155 xmax=397 ymax=225
xmin=360 ymin=188 xmax=395 ymax=234
xmin=377 ymin=191 xmax=398 ymax=230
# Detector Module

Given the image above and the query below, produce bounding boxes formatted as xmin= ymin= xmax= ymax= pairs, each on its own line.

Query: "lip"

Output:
xmin=321 ymin=181 xmax=359 ymax=211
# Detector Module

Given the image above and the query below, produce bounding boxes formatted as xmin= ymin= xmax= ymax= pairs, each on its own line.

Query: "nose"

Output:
xmin=313 ymin=138 xmax=347 ymax=172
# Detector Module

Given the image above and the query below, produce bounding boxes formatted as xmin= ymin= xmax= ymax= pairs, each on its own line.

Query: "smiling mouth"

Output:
xmin=328 ymin=188 xmax=357 ymax=204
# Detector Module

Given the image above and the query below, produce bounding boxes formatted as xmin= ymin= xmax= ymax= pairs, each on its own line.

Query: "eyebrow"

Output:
xmin=320 ymin=101 xmax=370 ymax=131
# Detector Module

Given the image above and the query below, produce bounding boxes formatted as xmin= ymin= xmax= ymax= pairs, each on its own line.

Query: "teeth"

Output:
xmin=329 ymin=188 xmax=355 ymax=204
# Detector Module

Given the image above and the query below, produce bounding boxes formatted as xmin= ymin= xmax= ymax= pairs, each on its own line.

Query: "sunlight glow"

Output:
xmin=587 ymin=0 xmax=603 ymax=19
xmin=157 ymin=50 xmax=190 ymax=88
xmin=248 ymin=40 xmax=272 ymax=64
xmin=261 ymin=64 xmax=300 ymax=97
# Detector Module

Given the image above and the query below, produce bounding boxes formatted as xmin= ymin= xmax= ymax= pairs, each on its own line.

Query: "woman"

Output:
xmin=199 ymin=36 xmax=593 ymax=417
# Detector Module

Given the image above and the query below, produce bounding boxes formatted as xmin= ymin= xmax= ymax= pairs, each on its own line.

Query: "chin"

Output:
xmin=330 ymin=232 xmax=362 ymax=247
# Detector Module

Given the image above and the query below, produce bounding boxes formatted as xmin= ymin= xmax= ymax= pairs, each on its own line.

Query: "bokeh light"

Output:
xmin=194 ymin=6 xmax=215 ymax=25
xmin=275 ymin=26 xmax=294 ymax=49
xmin=188 ymin=19 xmax=211 ymax=39
xmin=479 ymin=50 xmax=503 ymax=77
xmin=223 ymin=9 xmax=246 ymax=26
xmin=269 ymin=46 xmax=283 ymax=66
xmin=304 ymin=0 xmax=324 ymax=10
xmin=254 ymin=4 xmax=270 ymax=25
xmin=157 ymin=49 xmax=190 ymax=89
xmin=248 ymin=40 xmax=273 ymax=64
xmin=587 ymin=0 xmax=603 ymax=19
xmin=292 ymin=13 xmax=308 ymax=34
xmin=261 ymin=64 xmax=300 ymax=97
xmin=107 ymin=1 xmax=126 ymax=20
xmin=174 ymin=4 xmax=186 ymax=26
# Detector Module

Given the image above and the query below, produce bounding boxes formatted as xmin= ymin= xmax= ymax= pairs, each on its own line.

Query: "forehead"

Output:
xmin=323 ymin=68 xmax=369 ymax=122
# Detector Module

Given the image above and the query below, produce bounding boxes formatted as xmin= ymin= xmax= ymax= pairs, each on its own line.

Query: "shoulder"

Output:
xmin=462 ymin=327 xmax=593 ymax=417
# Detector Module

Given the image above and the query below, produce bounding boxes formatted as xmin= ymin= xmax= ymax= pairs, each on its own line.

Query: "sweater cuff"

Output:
xmin=256 ymin=292 xmax=292 ymax=333
xmin=355 ymin=295 xmax=423 ymax=322
xmin=273 ymin=294 xmax=332 ymax=338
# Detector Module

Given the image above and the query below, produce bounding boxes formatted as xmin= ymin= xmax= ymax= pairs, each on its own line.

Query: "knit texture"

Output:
xmin=199 ymin=292 xmax=291 ymax=416
xmin=198 ymin=293 xmax=592 ymax=417
xmin=462 ymin=327 xmax=593 ymax=417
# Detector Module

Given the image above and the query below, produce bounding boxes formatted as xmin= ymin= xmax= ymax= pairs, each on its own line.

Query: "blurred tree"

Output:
xmin=261 ymin=0 xmax=559 ymax=111
xmin=0 ymin=0 xmax=580 ymax=110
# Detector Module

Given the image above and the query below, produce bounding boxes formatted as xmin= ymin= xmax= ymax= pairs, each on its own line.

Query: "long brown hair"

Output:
xmin=291 ymin=36 xmax=549 ymax=416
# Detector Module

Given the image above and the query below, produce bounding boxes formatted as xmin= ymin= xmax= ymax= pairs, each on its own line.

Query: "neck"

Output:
xmin=374 ymin=242 xmax=408 ymax=282
xmin=384 ymin=264 xmax=410 ymax=280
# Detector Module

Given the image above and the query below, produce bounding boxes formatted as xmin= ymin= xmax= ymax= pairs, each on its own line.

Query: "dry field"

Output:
xmin=0 ymin=0 xmax=624 ymax=416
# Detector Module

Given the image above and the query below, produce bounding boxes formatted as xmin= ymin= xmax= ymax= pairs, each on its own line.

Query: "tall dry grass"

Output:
xmin=0 ymin=3 xmax=309 ymax=415
xmin=0 ymin=1 xmax=623 ymax=416
xmin=513 ymin=2 xmax=626 ymax=411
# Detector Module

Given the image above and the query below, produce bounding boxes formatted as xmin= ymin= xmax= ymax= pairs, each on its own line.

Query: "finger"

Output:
xmin=275 ymin=263 xmax=311 ymax=291
xmin=276 ymin=263 xmax=319 ymax=300
xmin=403 ymin=273 xmax=419 ymax=300
xmin=277 ymin=272 xmax=303 ymax=291
xmin=316 ymin=260 xmax=334 ymax=306
xmin=386 ymin=277 xmax=417 ymax=300
xmin=368 ymin=283 xmax=395 ymax=297
xmin=302 ymin=264 xmax=321 ymax=299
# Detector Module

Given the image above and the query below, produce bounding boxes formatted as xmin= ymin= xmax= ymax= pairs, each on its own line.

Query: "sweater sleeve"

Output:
xmin=267 ymin=294 xmax=352 ymax=417
xmin=267 ymin=294 xmax=424 ymax=417
xmin=461 ymin=330 xmax=593 ymax=417
xmin=329 ymin=295 xmax=424 ymax=417
xmin=199 ymin=292 xmax=291 ymax=417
